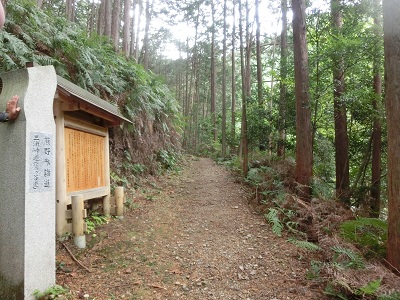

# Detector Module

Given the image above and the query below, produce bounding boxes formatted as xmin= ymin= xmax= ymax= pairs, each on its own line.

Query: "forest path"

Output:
xmin=57 ymin=156 xmax=327 ymax=300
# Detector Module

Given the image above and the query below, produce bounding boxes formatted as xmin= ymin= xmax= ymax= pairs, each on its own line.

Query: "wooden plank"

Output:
xmin=65 ymin=210 xmax=72 ymax=219
xmin=66 ymin=187 xmax=108 ymax=204
xmin=64 ymin=116 xmax=108 ymax=137
xmin=55 ymin=99 xmax=69 ymax=237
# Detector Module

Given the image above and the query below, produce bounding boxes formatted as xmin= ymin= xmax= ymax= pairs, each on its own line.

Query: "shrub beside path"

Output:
xmin=57 ymin=156 xmax=327 ymax=299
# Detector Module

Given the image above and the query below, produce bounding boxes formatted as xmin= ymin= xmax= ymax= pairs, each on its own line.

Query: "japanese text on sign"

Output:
xmin=29 ymin=132 xmax=54 ymax=193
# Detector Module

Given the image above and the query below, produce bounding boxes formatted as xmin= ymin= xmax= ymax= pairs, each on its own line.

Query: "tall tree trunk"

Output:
xmin=383 ymin=0 xmax=400 ymax=271
xmin=104 ymin=0 xmax=112 ymax=37
xmin=130 ymin=0 xmax=136 ymax=58
xmin=66 ymin=0 xmax=75 ymax=21
xmin=239 ymin=0 xmax=249 ymax=177
xmin=87 ymin=0 xmax=97 ymax=35
xmin=185 ymin=37 xmax=190 ymax=117
xmin=351 ymin=133 xmax=372 ymax=195
xmin=255 ymin=0 xmax=265 ymax=151
xmin=370 ymin=0 xmax=382 ymax=218
xmin=292 ymin=0 xmax=313 ymax=200
xmin=142 ymin=0 xmax=151 ymax=69
xmin=278 ymin=0 xmax=288 ymax=157
xmin=177 ymin=49 xmax=182 ymax=103
xmin=122 ymin=0 xmax=131 ymax=56
xmin=255 ymin=0 xmax=262 ymax=106
xmin=182 ymin=37 xmax=190 ymax=149
xmin=135 ymin=0 xmax=143 ymax=61
xmin=210 ymin=0 xmax=217 ymax=142
xmin=312 ymin=10 xmax=321 ymax=150
xmin=111 ymin=0 xmax=121 ymax=51
xmin=222 ymin=0 xmax=227 ymax=158
xmin=97 ymin=0 xmax=105 ymax=35
xmin=193 ymin=44 xmax=200 ymax=153
xmin=231 ymin=0 xmax=236 ymax=153
xmin=191 ymin=3 xmax=201 ymax=152
xmin=331 ymin=0 xmax=350 ymax=204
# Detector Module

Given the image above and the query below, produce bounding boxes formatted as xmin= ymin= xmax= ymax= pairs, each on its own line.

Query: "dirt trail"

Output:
xmin=57 ymin=156 xmax=327 ymax=299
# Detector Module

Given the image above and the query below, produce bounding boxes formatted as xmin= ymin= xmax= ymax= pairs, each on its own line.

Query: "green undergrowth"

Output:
xmin=4 ymin=0 xmax=182 ymax=178
xmin=33 ymin=285 xmax=69 ymax=300
xmin=221 ymin=155 xmax=399 ymax=300
xmin=340 ymin=217 xmax=387 ymax=259
xmin=111 ymin=149 xmax=183 ymax=191
xmin=85 ymin=211 xmax=110 ymax=235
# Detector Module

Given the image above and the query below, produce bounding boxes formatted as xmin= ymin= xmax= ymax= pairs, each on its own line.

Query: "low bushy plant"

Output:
xmin=33 ymin=285 xmax=69 ymax=300
xmin=340 ymin=218 xmax=387 ymax=258
xmin=85 ymin=212 xmax=109 ymax=234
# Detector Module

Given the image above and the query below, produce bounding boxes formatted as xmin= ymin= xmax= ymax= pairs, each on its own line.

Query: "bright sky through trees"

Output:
xmin=158 ymin=0 xmax=330 ymax=60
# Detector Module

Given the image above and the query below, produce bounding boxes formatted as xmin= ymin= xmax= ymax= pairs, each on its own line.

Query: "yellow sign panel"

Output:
xmin=65 ymin=127 xmax=105 ymax=193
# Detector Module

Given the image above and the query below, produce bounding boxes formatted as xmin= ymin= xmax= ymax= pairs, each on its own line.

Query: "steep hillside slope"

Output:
xmin=1 ymin=0 xmax=181 ymax=180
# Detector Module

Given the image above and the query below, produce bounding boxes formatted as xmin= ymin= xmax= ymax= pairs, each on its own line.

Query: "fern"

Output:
xmin=265 ymin=208 xmax=284 ymax=237
xmin=340 ymin=218 xmax=387 ymax=258
xmin=288 ymin=238 xmax=321 ymax=252
xmin=324 ymin=282 xmax=352 ymax=300
xmin=331 ymin=246 xmax=365 ymax=269
xmin=0 ymin=52 xmax=17 ymax=71
xmin=32 ymin=54 xmax=57 ymax=67
xmin=1 ymin=0 xmax=181 ymax=178
xmin=356 ymin=279 xmax=381 ymax=296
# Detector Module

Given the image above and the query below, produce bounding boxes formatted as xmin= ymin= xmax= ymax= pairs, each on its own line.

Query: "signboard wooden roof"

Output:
xmin=56 ymin=75 xmax=131 ymax=126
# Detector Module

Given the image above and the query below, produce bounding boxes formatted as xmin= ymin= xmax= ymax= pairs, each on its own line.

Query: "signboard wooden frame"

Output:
xmin=54 ymin=98 xmax=111 ymax=236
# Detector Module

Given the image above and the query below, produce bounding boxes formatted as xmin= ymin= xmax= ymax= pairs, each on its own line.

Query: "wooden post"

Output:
xmin=103 ymin=195 xmax=110 ymax=217
xmin=54 ymin=100 xmax=68 ymax=238
xmin=72 ymin=194 xmax=86 ymax=248
xmin=103 ymin=130 xmax=111 ymax=216
xmin=115 ymin=186 xmax=124 ymax=219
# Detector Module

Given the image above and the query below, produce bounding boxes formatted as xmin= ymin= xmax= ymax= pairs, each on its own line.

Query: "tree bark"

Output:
xmin=331 ymin=0 xmax=350 ymax=204
xmin=192 ymin=3 xmax=201 ymax=152
xmin=135 ymin=0 xmax=143 ymax=61
xmin=231 ymin=0 xmax=236 ymax=153
xmin=130 ymin=0 xmax=136 ymax=58
xmin=182 ymin=37 xmax=190 ymax=149
xmin=97 ymin=0 xmax=105 ymax=35
xmin=255 ymin=0 xmax=262 ymax=106
xmin=383 ymin=0 xmax=400 ymax=270
xmin=142 ymin=0 xmax=151 ymax=69
xmin=278 ymin=0 xmax=288 ymax=157
xmin=222 ymin=0 xmax=227 ymax=158
xmin=87 ymin=0 xmax=98 ymax=35
xmin=370 ymin=0 xmax=382 ymax=218
xmin=239 ymin=0 xmax=249 ymax=177
xmin=111 ymin=0 xmax=121 ymax=51
xmin=292 ymin=0 xmax=313 ymax=200
xmin=104 ymin=0 xmax=112 ymax=37
xmin=66 ymin=0 xmax=75 ymax=22
xmin=255 ymin=0 xmax=265 ymax=151
xmin=122 ymin=0 xmax=131 ymax=56
xmin=210 ymin=0 xmax=217 ymax=142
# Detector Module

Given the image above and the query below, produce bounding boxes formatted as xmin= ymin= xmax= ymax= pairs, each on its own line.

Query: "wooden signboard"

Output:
xmin=65 ymin=127 xmax=106 ymax=192
xmin=54 ymin=74 xmax=130 ymax=236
